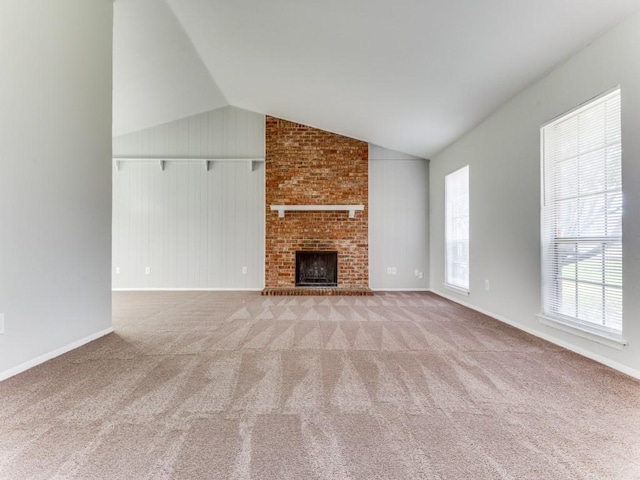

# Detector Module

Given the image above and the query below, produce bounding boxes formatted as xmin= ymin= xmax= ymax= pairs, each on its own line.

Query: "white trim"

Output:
xmin=431 ymin=288 xmax=640 ymax=381
xmin=541 ymin=86 xmax=621 ymax=128
xmin=371 ymin=288 xmax=431 ymax=292
xmin=444 ymin=283 xmax=470 ymax=296
xmin=445 ymin=165 xmax=470 ymax=292
xmin=0 ymin=327 xmax=114 ymax=382
xmin=270 ymin=204 xmax=364 ymax=218
xmin=113 ymin=157 xmax=265 ymax=162
xmin=112 ymin=288 xmax=264 ymax=292
xmin=537 ymin=314 xmax=627 ymax=350
xmin=113 ymin=157 xmax=264 ymax=172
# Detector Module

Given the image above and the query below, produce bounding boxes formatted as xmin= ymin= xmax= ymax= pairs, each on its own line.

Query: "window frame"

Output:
xmin=539 ymin=88 xmax=624 ymax=345
xmin=444 ymin=165 xmax=470 ymax=294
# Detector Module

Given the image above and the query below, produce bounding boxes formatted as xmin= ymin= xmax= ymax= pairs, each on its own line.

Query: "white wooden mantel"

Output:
xmin=270 ymin=205 xmax=365 ymax=218
xmin=113 ymin=157 xmax=265 ymax=172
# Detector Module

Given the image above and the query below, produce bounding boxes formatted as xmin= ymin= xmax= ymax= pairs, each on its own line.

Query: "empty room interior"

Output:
xmin=2 ymin=0 xmax=640 ymax=478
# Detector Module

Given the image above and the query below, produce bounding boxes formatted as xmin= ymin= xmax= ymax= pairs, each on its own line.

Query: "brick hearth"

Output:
xmin=261 ymin=287 xmax=374 ymax=296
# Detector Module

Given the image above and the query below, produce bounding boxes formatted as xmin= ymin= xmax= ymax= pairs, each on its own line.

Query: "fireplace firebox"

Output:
xmin=295 ymin=251 xmax=338 ymax=287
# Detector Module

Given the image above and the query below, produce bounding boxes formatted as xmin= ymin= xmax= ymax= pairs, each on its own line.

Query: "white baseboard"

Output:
xmin=371 ymin=288 xmax=431 ymax=292
xmin=431 ymin=289 xmax=640 ymax=381
xmin=112 ymin=288 xmax=264 ymax=292
xmin=0 ymin=327 xmax=114 ymax=382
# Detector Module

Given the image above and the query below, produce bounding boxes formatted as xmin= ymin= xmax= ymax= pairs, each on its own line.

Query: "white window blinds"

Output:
xmin=445 ymin=165 xmax=469 ymax=292
xmin=541 ymin=88 xmax=623 ymax=335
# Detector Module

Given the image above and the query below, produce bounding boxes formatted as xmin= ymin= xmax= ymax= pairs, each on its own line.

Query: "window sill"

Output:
xmin=537 ymin=314 xmax=627 ymax=350
xmin=444 ymin=283 xmax=469 ymax=296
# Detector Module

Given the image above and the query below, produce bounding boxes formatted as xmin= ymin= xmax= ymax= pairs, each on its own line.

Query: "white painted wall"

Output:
xmin=430 ymin=11 xmax=640 ymax=377
xmin=0 ymin=0 xmax=113 ymax=379
xmin=112 ymin=107 xmax=265 ymax=289
xmin=369 ymin=145 xmax=429 ymax=290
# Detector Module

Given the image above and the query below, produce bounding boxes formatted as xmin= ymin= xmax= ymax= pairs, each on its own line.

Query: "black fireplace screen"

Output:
xmin=295 ymin=251 xmax=338 ymax=287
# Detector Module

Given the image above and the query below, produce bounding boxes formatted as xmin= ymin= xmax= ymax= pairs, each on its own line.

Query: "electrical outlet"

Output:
xmin=415 ymin=269 xmax=419 ymax=277
xmin=115 ymin=266 xmax=120 ymax=274
xmin=419 ymin=272 xmax=423 ymax=279
xmin=485 ymin=279 xmax=490 ymax=291
xmin=0 ymin=313 xmax=4 ymax=334
xmin=145 ymin=266 xmax=151 ymax=275
xmin=386 ymin=267 xmax=397 ymax=275
xmin=242 ymin=266 xmax=248 ymax=275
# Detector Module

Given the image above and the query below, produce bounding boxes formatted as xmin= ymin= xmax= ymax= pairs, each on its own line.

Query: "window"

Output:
xmin=541 ymin=88 xmax=623 ymax=338
xmin=445 ymin=165 xmax=469 ymax=292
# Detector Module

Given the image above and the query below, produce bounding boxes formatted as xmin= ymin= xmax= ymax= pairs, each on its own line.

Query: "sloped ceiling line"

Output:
xmin=112 ymin=0 xmax=228 ymax=137
xmin=115 ymin=0 xmax=640 ymax=157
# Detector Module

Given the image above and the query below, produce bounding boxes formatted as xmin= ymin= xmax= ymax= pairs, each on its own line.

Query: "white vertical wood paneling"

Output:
xmin=369 ymin=145 xmax=429 ymax=290
xmin=112 ymin=106 xmax=265 ymax=289
xmin=114 ymin=106 xmax=265 ymax=159
xmin=368 ymin=144 xmax=423 ymax=160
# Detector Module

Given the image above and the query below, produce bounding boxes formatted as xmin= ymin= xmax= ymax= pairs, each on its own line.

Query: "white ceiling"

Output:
xmin=113 ymin=0 xmax=640 ymax=158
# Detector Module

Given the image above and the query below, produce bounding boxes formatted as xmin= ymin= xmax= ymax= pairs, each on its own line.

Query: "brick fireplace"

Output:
xmin=264 ymin=116 xmax=370 ymax=293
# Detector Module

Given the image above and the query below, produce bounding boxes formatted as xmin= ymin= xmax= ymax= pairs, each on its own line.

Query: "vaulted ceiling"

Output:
xmin=113 ymin=0 xmax=640 ymax=158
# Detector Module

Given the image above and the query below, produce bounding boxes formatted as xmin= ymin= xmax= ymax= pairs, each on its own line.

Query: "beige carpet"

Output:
xmin=1 ymin=291 xmax=639 ymax=479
